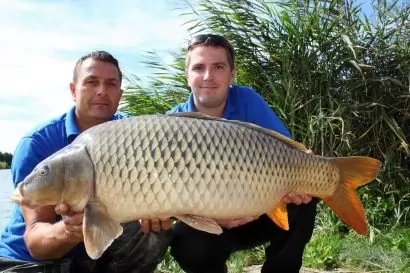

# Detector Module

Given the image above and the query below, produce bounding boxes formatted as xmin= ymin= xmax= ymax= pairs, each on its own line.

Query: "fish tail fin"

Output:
xmin=324 ymin=156 xmax=382 ymax=235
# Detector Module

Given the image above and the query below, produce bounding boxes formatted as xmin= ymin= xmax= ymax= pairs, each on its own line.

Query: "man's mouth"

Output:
xmin=91 ymin=102 xmax=109 ymax=106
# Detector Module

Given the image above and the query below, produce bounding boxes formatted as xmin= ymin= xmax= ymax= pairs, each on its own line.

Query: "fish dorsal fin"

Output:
xmin=167 ymin=112 xmax=307 ymax=152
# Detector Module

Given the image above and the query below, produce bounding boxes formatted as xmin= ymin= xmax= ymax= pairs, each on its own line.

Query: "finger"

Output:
xmin=139 ymin=220 xmax=150 ymax=233
xmin=281 ymin=195 xmax=291 ymax=204
xmin=63 ymin=213 xmax=84 ymax=226
xmin=288 ymin=192 xmax=303 ymax=205
xmin=55 ymin=203 xmax=71 ymax=215
xmin=305 ymin=149 xmax=314 ymax=155
xmin=65 ymin=227 xmax=84 ymax=241
xmin=65 ymin=223 xmax=83 ymax=233
xmin=302 ymin=195 xmax=312 ymax=204
xmin=160 ymin=219 xmax=172 ymax=231
xmin=150 ymin=219 xmax=162 ymax=233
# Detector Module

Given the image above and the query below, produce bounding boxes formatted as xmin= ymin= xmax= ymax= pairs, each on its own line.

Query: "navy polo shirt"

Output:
xmin=0 ymin=106 xmax=128 ymax=262
xmin=167 ymin=85 xmax=291 ymax=138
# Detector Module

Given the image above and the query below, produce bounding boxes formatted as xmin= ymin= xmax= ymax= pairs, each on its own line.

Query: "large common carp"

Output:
xmin=11 ymin=112 xmax=382 ymax=260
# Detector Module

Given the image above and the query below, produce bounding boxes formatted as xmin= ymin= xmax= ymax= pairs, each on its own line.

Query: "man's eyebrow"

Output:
xmin=212 ymin=62 xmax=228 ymax=66
xmin=106 ymin=78 xmax=118 ymax=82
xmin=83 ymin=75 xmax=98 ymax=80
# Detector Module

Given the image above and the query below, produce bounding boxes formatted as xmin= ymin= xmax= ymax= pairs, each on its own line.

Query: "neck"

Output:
xmin=75 ymin=114 xmax=108 ymax=133
xmin=194 ymin=103 xmax=225 ymax=118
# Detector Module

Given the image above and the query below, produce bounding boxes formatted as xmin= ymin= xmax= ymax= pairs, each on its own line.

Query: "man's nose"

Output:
xmin=96 ymin=82 xmax=108 ymax=95
xmin=203 ymin=68 xmax=213 ymax=80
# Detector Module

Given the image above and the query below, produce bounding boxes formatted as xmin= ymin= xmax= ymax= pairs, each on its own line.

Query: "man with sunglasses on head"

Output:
xmin=167 ymin=34 xmax=318 ymax=273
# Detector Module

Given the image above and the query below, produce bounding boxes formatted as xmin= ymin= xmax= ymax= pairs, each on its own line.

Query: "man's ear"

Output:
xmin=69 ymin=82 xmax=76 ymax=101
xmin=184 ymin=69 xmax=191 ymax=87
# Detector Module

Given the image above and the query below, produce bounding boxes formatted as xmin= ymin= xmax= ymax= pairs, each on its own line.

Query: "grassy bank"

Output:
xmin=155 ymin=226 xmax=410 ymax=273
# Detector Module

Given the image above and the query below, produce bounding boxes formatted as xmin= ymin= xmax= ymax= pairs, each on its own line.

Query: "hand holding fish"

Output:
xmin=55 ymin=203 xmax=84 ymax=242
xmin=280 ymin=149 xmax=315 ymax=205
xmin=139 ymin=219 xmax=172 ymax=233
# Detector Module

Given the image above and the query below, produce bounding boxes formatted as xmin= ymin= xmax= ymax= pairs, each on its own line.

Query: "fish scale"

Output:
xmin=12 ymin=112 xmax=382 ymax=260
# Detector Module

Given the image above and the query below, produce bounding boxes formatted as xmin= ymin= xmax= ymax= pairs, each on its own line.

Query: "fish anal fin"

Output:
xmin=174 ymin=215 xmax=223 ymax=234
xmin=325 ymin=156 xmax=382 ymax=236
xmin=266 ymin=202 xmax=289 ymax=230
xmin=83 ymin=201 xmax=123 ymax=260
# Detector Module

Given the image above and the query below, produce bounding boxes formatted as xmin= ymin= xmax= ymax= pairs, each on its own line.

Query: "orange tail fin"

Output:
xmin=324 ymin=156 xmax=382 ymax=235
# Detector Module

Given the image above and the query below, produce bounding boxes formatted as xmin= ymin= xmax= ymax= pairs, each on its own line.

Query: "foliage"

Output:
xmin=0 ymin=152 xmax=12 ymax=169
xmin=154 ymin=227 xmax=410 ymax=272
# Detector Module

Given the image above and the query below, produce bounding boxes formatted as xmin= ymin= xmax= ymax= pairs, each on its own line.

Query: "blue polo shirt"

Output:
xmin=167 ymin=85 xmax=291 ymax=138
xmin=0 ymin=106 xmax=128 ymax=262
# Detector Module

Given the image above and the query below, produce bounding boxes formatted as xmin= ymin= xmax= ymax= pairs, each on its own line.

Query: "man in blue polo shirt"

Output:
xmin=168 ymin=34 xmax=318 ymax=273
xmin=0 ymin=51 xmax=172 ymax=272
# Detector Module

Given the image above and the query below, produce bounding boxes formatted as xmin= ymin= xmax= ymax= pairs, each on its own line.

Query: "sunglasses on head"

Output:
xmin=187 ymin=34 xmax=234 ymax=57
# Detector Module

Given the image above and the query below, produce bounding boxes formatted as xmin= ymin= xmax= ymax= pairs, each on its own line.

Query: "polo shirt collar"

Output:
xmin=222 ymin=85 xmax=237 ymax=118
xmin=65 ymin=106 xmax=81 ymax=143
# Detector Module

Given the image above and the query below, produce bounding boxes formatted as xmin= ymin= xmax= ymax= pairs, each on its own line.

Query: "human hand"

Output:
xmin=55 ymin=203 xmax=84 ymax=242
xmin=281 ymin=192 xmax=312 ymax=205
xmin=281 ymin=149 xmax=315 ymax=205
xmin=139 ymin=219 xmax=172 ymax=233
xmin=217 ymin=216 xmax=258 ymax=229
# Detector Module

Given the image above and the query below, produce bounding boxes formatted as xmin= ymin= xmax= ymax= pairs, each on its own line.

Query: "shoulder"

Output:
xmin=23 ymin=112 xmax=68 ymax=142
xmin=11 ymin=111 xmax=69 ymax=185
xmin=113 ymin=111 xmax=130 ymax=120
xmin=166 ymin=102 xmax=189 ymax=114
xmin=230 ymin=85 xmax=268 ymax=105
xmin=230 ymin=85 xmax=291 ymax=137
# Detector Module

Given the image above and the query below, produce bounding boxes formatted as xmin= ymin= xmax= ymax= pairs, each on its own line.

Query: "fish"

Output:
xmin=11 ymin=112 xmax=382 ymax=260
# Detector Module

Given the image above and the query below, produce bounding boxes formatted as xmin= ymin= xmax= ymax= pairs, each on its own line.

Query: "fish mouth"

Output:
xmin=11 ymin=183 xmax=24 ymax=204
xmin=10 ymin=184 xmax=36 ymax=208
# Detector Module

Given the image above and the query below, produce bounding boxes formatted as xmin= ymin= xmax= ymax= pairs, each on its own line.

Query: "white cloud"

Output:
xmin=0 ymin=0 xmax=192 ymax=154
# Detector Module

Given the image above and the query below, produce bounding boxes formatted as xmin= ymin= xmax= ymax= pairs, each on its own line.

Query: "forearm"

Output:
xmin=24 ymin=220 xmax=81 ymax=260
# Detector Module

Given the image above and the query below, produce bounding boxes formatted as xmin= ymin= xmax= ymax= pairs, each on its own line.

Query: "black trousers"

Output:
xmin=170 ymin=198 xmax=318 ymax=273
xmin=0 ymin=221 xmax=172 ymax=273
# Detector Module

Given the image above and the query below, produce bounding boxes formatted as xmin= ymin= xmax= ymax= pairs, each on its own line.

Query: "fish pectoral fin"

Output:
xmin=174 ymin=215 xmax=223 ymax=235
xmin=266 ymin=202 xmax=289 ymax=230
xmin=83 ymin=201 xmax=123 ymax=260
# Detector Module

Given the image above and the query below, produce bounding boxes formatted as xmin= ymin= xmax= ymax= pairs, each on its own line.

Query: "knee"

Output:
xmin=169 ymin=223 xmax=226 ymax=270
xmin=169 ymin=226 xmax=206 ymax=264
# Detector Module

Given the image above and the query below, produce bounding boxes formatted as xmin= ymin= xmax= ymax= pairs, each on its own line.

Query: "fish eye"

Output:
xmin=39 ymin=166 xmax=49 ymax=176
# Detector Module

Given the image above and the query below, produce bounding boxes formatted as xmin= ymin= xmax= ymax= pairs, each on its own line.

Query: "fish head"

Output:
xmin=11 ymin=147 xmax=71 ymax=208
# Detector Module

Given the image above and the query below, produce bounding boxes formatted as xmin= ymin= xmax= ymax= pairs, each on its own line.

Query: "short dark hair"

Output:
xmin=72 ymin=50 xmax=122 ymax=83
xmin=186 ymin=34 xmax=235 ymax=70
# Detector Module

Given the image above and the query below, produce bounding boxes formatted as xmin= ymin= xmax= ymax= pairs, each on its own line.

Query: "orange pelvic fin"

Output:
xmin=266 ymin=201 xmax=289 ymax=230
xmin=324 ymin=156 xmax=382 ymax=236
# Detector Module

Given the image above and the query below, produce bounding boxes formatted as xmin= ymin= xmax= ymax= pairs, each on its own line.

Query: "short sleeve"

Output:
xmin=11 ymin=136 xmax=49 ymax=188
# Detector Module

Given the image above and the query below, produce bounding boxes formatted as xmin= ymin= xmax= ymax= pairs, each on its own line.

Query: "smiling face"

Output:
xmin=70 ymin=58 xmax=123 ymax=125
xmin=185 ymin=45 xmax=236 ymax=113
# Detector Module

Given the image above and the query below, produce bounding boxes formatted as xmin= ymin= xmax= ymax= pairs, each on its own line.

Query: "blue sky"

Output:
xmin=0 ymin=0 xmax=194 ymax=153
